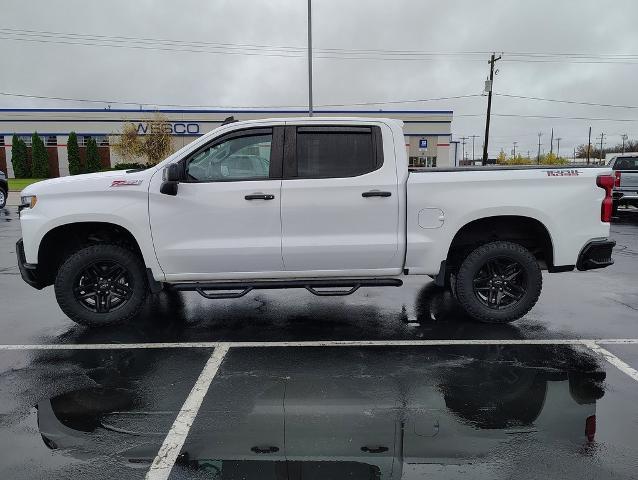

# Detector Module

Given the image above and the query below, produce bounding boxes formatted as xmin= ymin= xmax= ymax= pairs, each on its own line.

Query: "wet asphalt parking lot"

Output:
xmin=1 ymin=205 xmax=637 ymax=479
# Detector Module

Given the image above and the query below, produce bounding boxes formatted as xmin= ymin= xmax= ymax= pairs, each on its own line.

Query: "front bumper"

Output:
xmin=16 ymin=238 xmax=45 ymax=289
xmin=576 ymin=239 xmax=616 ymax=271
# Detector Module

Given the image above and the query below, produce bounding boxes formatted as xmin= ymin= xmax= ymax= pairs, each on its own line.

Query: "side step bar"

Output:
xmin=170 ymin=278 xmax=403 ymax=300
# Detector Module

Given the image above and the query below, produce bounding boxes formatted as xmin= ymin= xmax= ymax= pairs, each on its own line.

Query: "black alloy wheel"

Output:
xmin=472 ymin=256 xmax=527 ymax=310
xmin=455 ymin=241 xmax=542 ymax=323
xmin=73 ymin=260 xmax=134 ymax=313
xmin=55 ymin=244 xmax=148 ymax=327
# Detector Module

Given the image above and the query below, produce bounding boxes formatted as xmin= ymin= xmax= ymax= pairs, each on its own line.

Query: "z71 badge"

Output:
xmin=546 ymin=170 xmax=580 ymax=176
xmin=110 ymin=179 xmax=143 ymax=187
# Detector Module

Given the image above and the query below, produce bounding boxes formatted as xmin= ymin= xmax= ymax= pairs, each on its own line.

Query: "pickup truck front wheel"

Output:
xmin=455 ymin=241 xmax=542 ymax=323
xmin=54 ymin=244 xmax=148 ymax=327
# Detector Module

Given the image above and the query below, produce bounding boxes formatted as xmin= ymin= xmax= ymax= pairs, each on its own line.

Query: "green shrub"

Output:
xmin=10 ymin=135 xmax=29 ymax=178
xmin=85 ymin=137 xmax=101 ymax=173
xmin=67 ymin=132 xmax=82 ymax=175
xmin=30 ymin=133 xmax=50 ymax=178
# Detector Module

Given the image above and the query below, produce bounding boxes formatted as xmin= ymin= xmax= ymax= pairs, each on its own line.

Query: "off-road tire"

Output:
xmin=54 ymin=244 xmax=147 ymax=327
xmin=455 ymin=241 xmax=542 ymax=323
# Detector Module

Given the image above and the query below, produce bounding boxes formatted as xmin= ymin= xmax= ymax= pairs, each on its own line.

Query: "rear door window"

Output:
xmin=287 ymin=126 xmax=382 ymax=179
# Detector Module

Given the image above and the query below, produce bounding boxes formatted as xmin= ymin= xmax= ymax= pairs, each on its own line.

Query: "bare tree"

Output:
xmin=112 ymin=113 xmax=174 ymax=165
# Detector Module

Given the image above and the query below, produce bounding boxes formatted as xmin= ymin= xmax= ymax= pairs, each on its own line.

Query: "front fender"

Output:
xmin=19 ymin=190 xmax=165 ymax=281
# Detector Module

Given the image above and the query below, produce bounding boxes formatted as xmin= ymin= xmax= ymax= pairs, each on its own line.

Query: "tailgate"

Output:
xmin=619 ymin=171 xmax=638 ymax=189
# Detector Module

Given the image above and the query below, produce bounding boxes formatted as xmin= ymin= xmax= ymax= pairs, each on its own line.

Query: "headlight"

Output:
xmin=20 ymin=195 xmax=37 ymax=210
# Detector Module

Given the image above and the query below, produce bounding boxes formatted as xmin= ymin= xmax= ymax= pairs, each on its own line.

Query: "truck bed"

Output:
xmin=409 ymin=164 xmax=606 ymax=173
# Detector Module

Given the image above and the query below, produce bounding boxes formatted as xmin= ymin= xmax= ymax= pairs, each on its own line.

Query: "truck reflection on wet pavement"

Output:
xmin=34 ymin=343 xmax=604 ymax=479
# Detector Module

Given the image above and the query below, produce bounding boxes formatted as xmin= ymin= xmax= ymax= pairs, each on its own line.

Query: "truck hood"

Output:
xmin=21 ymin=168 xmax=157 ymax=197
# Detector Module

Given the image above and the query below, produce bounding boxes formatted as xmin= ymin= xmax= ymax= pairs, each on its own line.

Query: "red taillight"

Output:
xmin=614 ymin=170 xmax=622 ymax=187
xmin=585 ymin=415 xmax=596 ymax=442
xmin=596 ymin=174 xmax=614 ymax=222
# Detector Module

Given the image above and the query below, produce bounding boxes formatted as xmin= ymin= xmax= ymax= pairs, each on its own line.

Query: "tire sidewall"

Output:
xmin=54 ymin=244 xmax=147 ymax=327
xmin=456 ymin=241 xmax=542 ymax=323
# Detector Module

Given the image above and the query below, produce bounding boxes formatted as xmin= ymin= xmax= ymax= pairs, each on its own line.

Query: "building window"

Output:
xmin=80 ymin=135 xmax=109 ymax=147
xmin=18 ymin=135 xmax=32 ymax=146
xmin=46 ymin=135 xmax=57 ymax=147
xmin=0 ymin=136 xmax=4 ymax=146
xmin=409 ymin=156 xmax=437 ymax=168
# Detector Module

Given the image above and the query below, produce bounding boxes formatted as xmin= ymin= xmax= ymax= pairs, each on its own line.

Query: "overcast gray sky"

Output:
xmin=1 ymin=0 xmax=637 ymax=158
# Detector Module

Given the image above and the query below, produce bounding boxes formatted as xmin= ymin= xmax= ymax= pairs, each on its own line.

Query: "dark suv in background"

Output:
xmin=0 ymin=170 xmax=7 ymax=209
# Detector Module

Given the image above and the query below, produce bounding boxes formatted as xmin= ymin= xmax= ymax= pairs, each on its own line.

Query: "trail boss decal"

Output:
xmin=546 ymin=169 xmax=580 ymax=177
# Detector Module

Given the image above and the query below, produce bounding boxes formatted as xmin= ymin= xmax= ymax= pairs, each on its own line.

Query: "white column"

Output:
xmin=109 ymin=135 xmax=122 ymax=166
xmin=57 ymin=135 xmax=69 ymax=176
xmin=436 ymin=136 xmax=451 ymax=167
xmin=5 ymin=136 xmax=14 ymax=178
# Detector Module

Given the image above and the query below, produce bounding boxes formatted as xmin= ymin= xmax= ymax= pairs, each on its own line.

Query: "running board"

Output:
xmin=170 ymin=278 xmax=403 ymax=299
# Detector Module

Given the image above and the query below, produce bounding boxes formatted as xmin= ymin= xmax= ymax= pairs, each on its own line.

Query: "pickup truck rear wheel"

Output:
xmin=455 ymin=241 xmax=542 ymax=323
xmin=54 ymin=244 xmax=147 ymax=327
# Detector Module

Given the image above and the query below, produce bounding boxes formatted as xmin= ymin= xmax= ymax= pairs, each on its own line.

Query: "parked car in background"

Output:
xmin=607 ymin=153 xmax=638 ymax=214
xmin=0 ymin=170 xmax=8 ymax=209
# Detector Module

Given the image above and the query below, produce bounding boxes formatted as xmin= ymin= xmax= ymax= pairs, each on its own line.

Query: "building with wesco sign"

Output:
xmin=0 ymin=108 xmax=456 ymax=177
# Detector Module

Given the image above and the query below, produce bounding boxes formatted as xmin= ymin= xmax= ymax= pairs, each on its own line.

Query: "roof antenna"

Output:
xmin=222 ymin=116 xmax=237 ymax=125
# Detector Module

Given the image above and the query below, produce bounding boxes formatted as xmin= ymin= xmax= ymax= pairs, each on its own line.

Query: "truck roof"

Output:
xmin=224 ymin=116 xmax=405 ymax=127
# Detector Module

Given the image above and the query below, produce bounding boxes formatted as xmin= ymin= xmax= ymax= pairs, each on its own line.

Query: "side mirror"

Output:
xmin=160 ymin=163 xmax=183 ymax=196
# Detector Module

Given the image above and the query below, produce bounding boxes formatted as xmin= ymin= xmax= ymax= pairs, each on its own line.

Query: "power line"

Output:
xmin=0 ymin=90 xmax=482 ymax=109
xmin=3 ymin=27 xmax=638 ymax=64
xmin=496 ymin=93 xmax=638 ymax=109
xmin=3 ymin=27 xmax=638 ymax=58
xmin=457 ymin=113 xmax=638 ymax=122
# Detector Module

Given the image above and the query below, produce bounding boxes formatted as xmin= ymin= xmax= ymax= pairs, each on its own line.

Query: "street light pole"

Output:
xmin=622 ymin=133 xmax=628 ymax=154
xmin=556 ymin=137 xmax=561 ymax=159
xmin=307 ymin=0 xmax=313 ymax=117
xmin=470 ymin=134 xmax=479 ymax=161
xmin=460 ymin=136 xmax=468 ymax=163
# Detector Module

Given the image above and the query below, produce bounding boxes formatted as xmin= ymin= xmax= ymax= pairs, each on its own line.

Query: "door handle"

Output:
xmin=362 ymin=190 xmax=391 ymax=198
xmin=251 ymin=445 xmax=280 ymax=454
xmin=361 ymin=445 xmax=389 ymax=454
xmin=245 ymin=193 xmax=275 ymax=200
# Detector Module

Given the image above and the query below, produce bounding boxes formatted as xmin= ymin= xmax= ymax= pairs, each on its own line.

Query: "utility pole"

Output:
xmin=470 ymin=134 xmax=479 ymax=161
xmin=537 ymin=132 xmax=543 ymax=164
xmin=513 ymin=141 xmax=518 ymax=157
xmin=556 ymin=137 xmax=562 ymax=159
xmin=597 ymin=132 xmax=606 ymax=164
xmin=621 ymin=133 xmax=628 ymax=154
xmin=482 ymin=53 xmax=502 ymax=165
xmin=573 ymin=147 xmax=576 ymax=161
xmin=460 ymin=136 xmax=468 ymax=163
xmin=550 ymin=128 xmax=554 ymax=156
xmin=587 ymin=127 xmax=591 ymax=165
xmin=307 ymin=0 xmax=313 ymax=116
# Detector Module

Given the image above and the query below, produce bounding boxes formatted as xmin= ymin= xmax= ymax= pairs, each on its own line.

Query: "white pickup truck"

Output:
xmin=17 ymin=117 xmax=616 ymax=327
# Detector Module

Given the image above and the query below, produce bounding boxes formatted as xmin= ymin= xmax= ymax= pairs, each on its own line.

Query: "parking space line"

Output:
xmin=1 ymin=338 xmax=638 ymax=350
xmin=145 ymin=343 xmax=230 ymax=480
xmin=582 ymin=340 xmax=638 ymax=383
